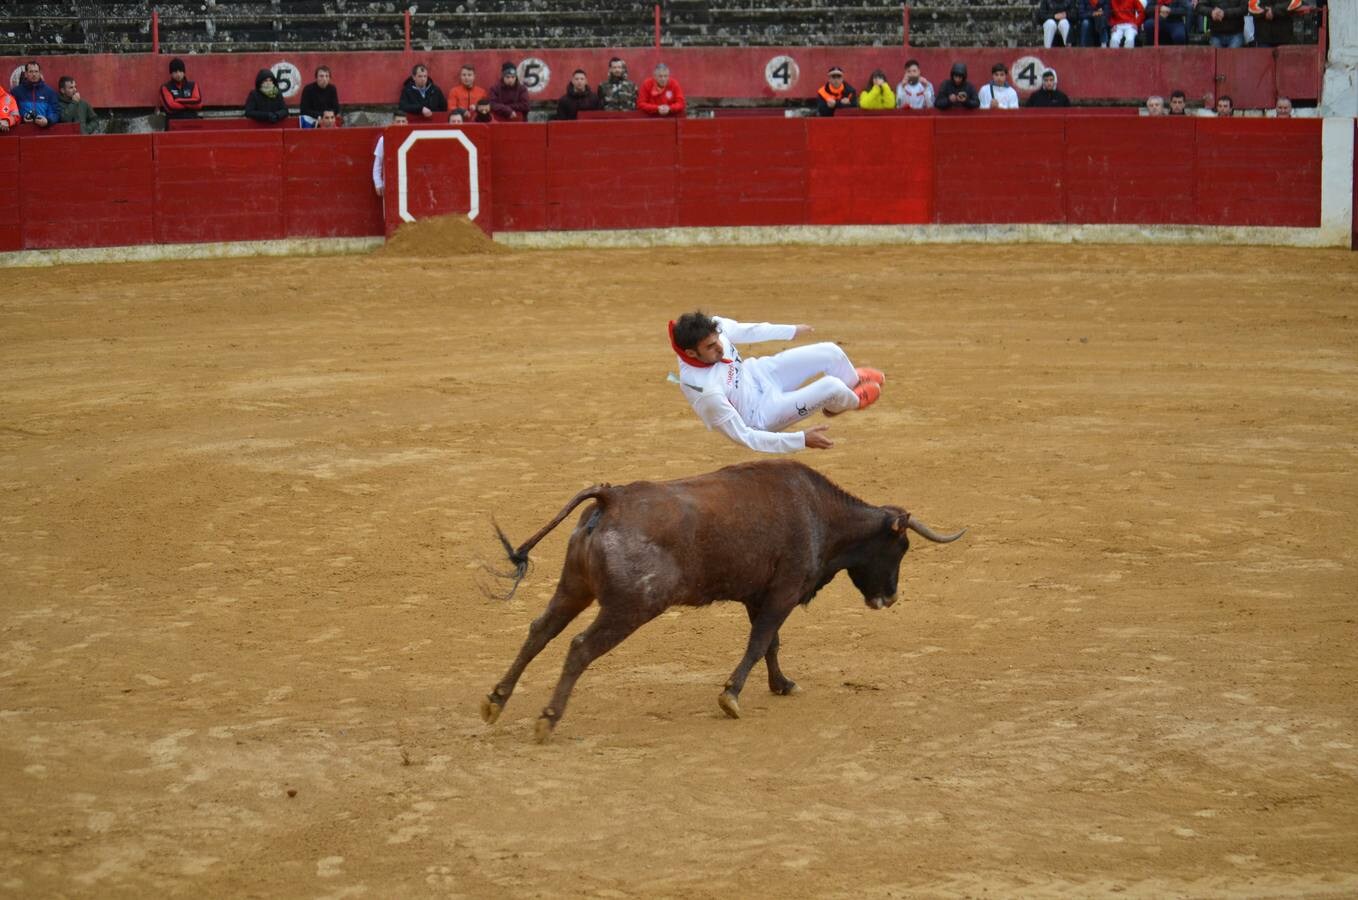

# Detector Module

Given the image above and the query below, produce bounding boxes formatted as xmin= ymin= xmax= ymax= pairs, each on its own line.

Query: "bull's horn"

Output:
xmin=907 ymin=518 xmax=967 ymax=543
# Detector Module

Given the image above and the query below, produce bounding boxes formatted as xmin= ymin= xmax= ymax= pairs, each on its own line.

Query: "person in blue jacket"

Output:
xmin=13 ymin=60 xmax=61 ymax=128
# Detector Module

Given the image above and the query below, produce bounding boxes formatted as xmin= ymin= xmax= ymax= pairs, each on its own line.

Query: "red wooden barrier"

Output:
xmin=545 ymin=120 xmax=678 ymax=230
xmin=0 ymin=140 xmax=20 ymax=251
xmin=1193 ymin=117 xmax=1321 ymax=227
xmin=1065 ymin=116 xmax=1197 ymax=225
xmin=490 ymin=124 xmax=548 ymax=232
xmin=283 ymin=128 xmax=386 ymax=238
xmin=153 ymin=130 xmax=285 ymax=243
xmin=933 ymin=117 xmax=1066 ymax=224
xmin=380 ymin=123 xmax=494 ymax=237
xmin=806 ymin=117 xmax=933 ymax=224
xmin=6 ymin=122 xmax=81 ymax=136
xmin=678 ymin=118 xmax=809 ymax=227
xmin=167 ymin=116 xmax=292 ymax=131
xmin=21 ymin=134 xmax=155 ymax=249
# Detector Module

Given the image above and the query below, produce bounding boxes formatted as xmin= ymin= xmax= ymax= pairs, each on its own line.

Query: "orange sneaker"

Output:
xmin=855 ymin=367 xmax=885 ymax=386
xmin=825 ymin=381 xmax=881 ymax=417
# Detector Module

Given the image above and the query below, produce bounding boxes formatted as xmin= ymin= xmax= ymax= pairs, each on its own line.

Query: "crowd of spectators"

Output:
xmin=1037 ymin=0 xmax=1319 ymax=48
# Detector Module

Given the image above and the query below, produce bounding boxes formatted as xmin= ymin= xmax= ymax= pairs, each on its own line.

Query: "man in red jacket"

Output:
xmin=0 ymin=85 xmax=19 ymax=132
xmin=160 ymin=57 xmax=203 ymax=119
xmin=637 ymin=64 xmax=685 ymax=117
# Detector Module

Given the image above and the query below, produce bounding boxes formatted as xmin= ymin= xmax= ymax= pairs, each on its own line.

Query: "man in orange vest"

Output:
xmin=815 ymin=66 xmax=857 ymax=117
xmin=0 ymin=85 xmax=20 ymax=132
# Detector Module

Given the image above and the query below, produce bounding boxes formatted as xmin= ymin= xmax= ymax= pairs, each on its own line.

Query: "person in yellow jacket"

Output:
xmin=858 ymin=69 xmax=896 ymax=110
xmin=0 ymin=86 xmax=20 ymax=132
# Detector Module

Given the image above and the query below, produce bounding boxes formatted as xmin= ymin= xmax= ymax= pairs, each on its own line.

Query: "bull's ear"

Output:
xmin=889 ymin=512 xmax=911 ymax=535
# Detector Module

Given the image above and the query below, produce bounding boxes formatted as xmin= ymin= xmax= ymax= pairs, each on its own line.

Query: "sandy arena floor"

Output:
xmin=2 ymin=238 xmax=1356 ymax=898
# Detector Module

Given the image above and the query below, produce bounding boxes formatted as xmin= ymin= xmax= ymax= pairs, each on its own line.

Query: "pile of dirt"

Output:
xmin=374 ymin=214 xmax=508 ymax=257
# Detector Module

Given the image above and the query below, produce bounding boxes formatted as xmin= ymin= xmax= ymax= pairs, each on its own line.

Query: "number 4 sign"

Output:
xmin=764 ymin=55 xmax=800 ymax=92
xmin=1009 ymin=56 xmax=1046 ymax=93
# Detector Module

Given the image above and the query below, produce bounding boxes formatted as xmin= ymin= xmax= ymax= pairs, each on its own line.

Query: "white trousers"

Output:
xmin=1042 ymin=17 xmax=1071 ymax=47
xmin=1110 ymin=23 xmax=1138 ymax=47
xmin=750 ymin=342 xmax=861 ymax=432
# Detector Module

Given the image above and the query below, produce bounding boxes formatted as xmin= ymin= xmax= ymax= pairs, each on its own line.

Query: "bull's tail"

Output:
xmin=489 ymin=484 xmax=611 ymax=601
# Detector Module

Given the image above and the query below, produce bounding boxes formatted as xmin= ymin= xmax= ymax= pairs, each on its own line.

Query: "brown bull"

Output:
xmin=481 ymin=459 xmax=965 ymax=742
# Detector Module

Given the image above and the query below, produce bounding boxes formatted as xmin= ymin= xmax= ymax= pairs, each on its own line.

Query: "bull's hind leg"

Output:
xmin=746 ymin=603 xmax=799 ymax=697
xmin=534 ymin=605 xmax=656 ymax=743
xmin=720 ymin=599 xmax=798 ymax=719
xmin=481 ymin=578 xmax=593 ymax=725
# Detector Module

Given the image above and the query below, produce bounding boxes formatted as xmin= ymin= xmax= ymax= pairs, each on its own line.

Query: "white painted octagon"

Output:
xmin=396 ymin=129 xmax=481 ymax=223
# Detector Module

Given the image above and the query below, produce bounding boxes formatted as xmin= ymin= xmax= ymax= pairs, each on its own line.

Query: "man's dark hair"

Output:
xmin=609 ymin=57 xmax=624 ymax=66
xmin=904 ymin=59 xmax=920 ymax=70
xmin=58 ymin=75 xmax=74 ymax=90
xmin=1170 ymin=89 xmax=1186 ymax=100
xmin=1218 ymin=95 xmax=1233 ymax=108
xmin=412 ymin=63 xmax=428 ymax=76
xmin=461 ymin=63 xmax=475 ymax=72
xmin=25 ymin=60 xmax=40 ymax=72
xmin=315 ymin=65 xmax=331 ymax=77
xmin=573 ymin=68 xmax=587 ymax=77
xmin=673 ymin=311 xmax=719 ymax=351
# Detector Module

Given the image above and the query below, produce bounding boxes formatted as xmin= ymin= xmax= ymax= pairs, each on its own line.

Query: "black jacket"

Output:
xmin=1026 ymin=87 xmax=1071 ymax=107
xmin=399 ymin=77 xmax=448 ymax=115
xmin=555 ymin=85 xmax=599 ymax=121
xmin=935 ymin=79 xmax=980 ymax=110
xmin=299 ymin=82 xmax=340 ymax=119
xmin=244 ymin=69 xmax=288 ymax=122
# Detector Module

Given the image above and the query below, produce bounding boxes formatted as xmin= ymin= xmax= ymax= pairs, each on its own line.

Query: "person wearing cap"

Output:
xmin=488 ymin=61 xmax=530 ymax=121
xmin=934 ymin=63 xmax=979 ymax=110
xmin=160 ymin=57 xmax=202 ymax=120
xmin=815 ymin=66 xmax=857 ymax=116
xmin=399 ymin=63 xmax=447 ymax=119
xmin=857 ymin=69 xmax=896 ymax=110
xmin=1025 ymin=69 xmax=1070 ymax=107
xmin=977 ymin=63 xmax=1019 ymax=110
xmin=895 ymin=59 xmax=934 ymax=110
xmin=637 ymin=63 xmax=685 ymax=117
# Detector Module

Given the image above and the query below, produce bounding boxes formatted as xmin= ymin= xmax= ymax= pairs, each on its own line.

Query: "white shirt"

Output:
xmin=977 ymin=84 xmax=1020 ymax=110
xmin=675 ymin=316 xmax=803 ymax=454
xmin=896 ymin=77 xmax=935 ymax=110
xmin=372 ymin=135 xmax=385 ymax=192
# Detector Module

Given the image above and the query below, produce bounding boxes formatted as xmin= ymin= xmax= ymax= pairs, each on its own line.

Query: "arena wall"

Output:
xmin=1 ymin=115 xmax=1353 ymax=261
xmin=0 ymin=46 xmax=1324 ymax=109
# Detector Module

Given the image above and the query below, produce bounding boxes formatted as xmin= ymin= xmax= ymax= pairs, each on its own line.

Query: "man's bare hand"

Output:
xmin=794 ymin=324 xmax=815 ymax=339
xmin=804 ymin=425 xmax=834 ymax=450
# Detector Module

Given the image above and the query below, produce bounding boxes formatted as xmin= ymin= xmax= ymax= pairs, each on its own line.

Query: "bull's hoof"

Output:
xmin=480 ymin=695 xmax=503 ymax=724
xmin=718 ymin=691 xmax=741 ymax=719
xmin=534 ymin=716 xmax=555 ymax=744
xmin=770 ymin=679 xmax=800 ymax=696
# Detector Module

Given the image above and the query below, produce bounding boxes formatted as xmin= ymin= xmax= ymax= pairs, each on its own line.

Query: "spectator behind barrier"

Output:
xmin=1109 ymin=0 xmax=1145 ymax=46
xmin=1145 ymin=95 xmax=1167 ymax=115
xmin=815 ymin=66 xmax=857 ymax=116
xmin=935 ymin=63 xmax=980 ymax=111
xmin=1142 ymin=0 xmax=1191 ymax=44
xmin=1203 ymin=0 xmax=1247 ymax=48
xmin=372 ymin=110 xmax=408 ymax=198
xmin=1253 ymin=0 xmax=1303 ymax=47
xmin=161 ymin=57 xmax=202 ymax=120
xmin=1079 ymin=0 xmax=1112 ymax=46
xmin=555 ymin=69 xmax=600 ymax=120
xmin=978 ymin=63 xmax=1019 ymax=110
xmin=0 ymin=85 xmax=19 ymax=133
xmin=14 ymin=61 xmax=60 ymax=128
xmin=473 ymin=98 xmax=494 ymax=122
xmin=449 ymin=108 xmax=467 ymax=123
xmin=1026 ymin=69 xmax=1071 ymax=107
xmin=300 ymin=65 xmax=340 ymax=128
xmin=1168 ymin=89 xmax=1189 ymax=115
xmin=450 ymin=64 xmax=488 ymax=113
xmin=598 ymin=57 xmax=638 ymax=111
xmin=858 ymin=69 xmax=896 ymax=110
xmin=316 ymin=109 xmax=338 ymax=129
xmin=1273 ymin=96 xmax=1294 ymax=117
xmin=638 ymin=63 xmax=685 ymax=117
xmin=400 ymin=64 xmax=448 ymax=119
xmin=244 ymin=69 xmax=288 ymax=123
xmin=57 ymin=76 xmax=96 ymax=133
xmin=488 ymin=62 xmax=531 ymax=121
xmin=1213 ymin=95 xmax=1234 ymax=116
xmin=1038 ymin=0 xmax=1076 ymax=47
xmin=896 ymin=59 xmax=934 ymax=110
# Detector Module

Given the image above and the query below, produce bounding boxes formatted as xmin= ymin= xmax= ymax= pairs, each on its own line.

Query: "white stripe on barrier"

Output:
xmin=1320 ymin=117 xmax=1355 ymax=244
xmin=395 ymin=129 xmax=480 ymax=224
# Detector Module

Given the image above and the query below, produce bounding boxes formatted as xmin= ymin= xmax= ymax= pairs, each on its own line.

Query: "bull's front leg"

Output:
xmin=720 ymin=600 xmax=797 ymax=719
xmin=745 ymin=603 xmax=799 ymax=697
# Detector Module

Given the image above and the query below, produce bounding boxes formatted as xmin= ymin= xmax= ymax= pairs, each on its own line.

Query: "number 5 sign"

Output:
xmin=764 ymin=55 xmax=800 ymax=92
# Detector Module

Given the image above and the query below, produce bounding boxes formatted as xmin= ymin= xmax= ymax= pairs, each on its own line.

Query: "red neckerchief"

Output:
xmin=669 ymin=320 xmax=730 ymax=368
